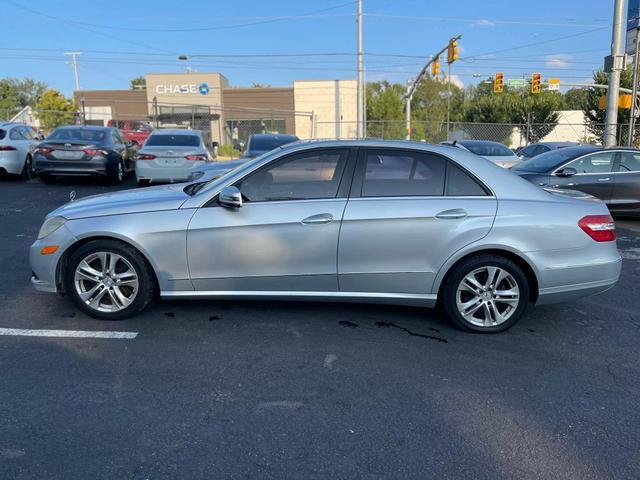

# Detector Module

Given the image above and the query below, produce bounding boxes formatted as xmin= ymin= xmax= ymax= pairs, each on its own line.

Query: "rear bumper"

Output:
xmin=34 ymin=156 xmax=111 ymax=177
xmin=535 ymin=255 xmax=622 ymax=305
xmin=136 ymin=160 xmax=206 ymax=183
xmin=0 ymin=151 xmax=24 ymax=175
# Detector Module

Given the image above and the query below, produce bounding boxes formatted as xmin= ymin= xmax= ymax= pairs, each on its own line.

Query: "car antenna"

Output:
xmin=452 ymin=140 xmax=457 ymax=146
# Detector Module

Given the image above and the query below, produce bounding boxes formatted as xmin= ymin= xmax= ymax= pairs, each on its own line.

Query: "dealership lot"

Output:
xmin=1 ymin=178 xmax=640 ymax=479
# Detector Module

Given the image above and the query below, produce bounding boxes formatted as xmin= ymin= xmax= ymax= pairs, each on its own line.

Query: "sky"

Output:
xmin=0 ymin=0 xmax=617 ymax=96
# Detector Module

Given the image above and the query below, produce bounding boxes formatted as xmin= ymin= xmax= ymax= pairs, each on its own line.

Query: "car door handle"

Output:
xmin=435 ymin=208 xmax=467 ymax=220
xmin=598 ymin=178 xmax=611 ymax=181
xmin=301 ymin=213 xmax=334 ymax=225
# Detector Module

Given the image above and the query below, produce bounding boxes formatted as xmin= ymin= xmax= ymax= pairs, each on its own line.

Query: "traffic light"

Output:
xmin=531 ymin=73 xmax=542 ymax=94
xmin=431 ymin=57 xmax=440 ymax=76
xmin=493 ymin=72 xmax=504 ymax=93
xmin=447 ymin=40 xmax=459 ymax=64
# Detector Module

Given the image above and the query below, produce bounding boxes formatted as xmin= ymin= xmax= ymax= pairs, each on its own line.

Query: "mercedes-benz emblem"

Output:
xmin=69 ymin=190 xmax=76 ymax=202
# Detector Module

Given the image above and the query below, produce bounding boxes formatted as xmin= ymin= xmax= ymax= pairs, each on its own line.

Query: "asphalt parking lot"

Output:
xmin=1 ymin=176 xmax=639 ymax=480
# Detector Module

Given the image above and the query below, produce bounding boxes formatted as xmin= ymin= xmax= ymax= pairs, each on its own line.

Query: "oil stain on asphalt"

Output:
xmin=338 ymin=320 xmax=359 ymax=328
xmin=375 ymin=321 xmax=448 ymax=343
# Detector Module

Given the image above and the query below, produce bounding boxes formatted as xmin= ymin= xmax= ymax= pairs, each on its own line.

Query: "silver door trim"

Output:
xmin=161 ymin=289 xmax=438 ymax=306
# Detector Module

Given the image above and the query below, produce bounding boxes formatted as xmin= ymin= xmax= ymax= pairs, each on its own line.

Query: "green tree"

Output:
xmin=410 ymin=76 xmax=463 ymax=141
xmin=130 ymin=76 xmax=146 ymax=90
xmin=564 ymin=88 xmax=589 ymax=110
xmin=365 ymin=81 xmax=405 ymax=138
xmin=9 ymin=77 xmax=48 ymax=108
xmin=35 ymin=89 xmax=77 ymax=130
xmin=583 ymin=68 xmax=637 ymax=144
xmin=0 ymin=79 xmax=21 ymax=119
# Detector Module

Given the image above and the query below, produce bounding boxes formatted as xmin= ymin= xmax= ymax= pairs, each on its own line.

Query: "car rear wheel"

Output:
xmin=109 ymin=160 xmax=124 ymax=185
xmin=64 ymin=240 xmax=156 ymax=320
xmin=20 ymin=155 xmax=34 ymax=180
xmin=441 ymin=255 xmax=530 ymax=333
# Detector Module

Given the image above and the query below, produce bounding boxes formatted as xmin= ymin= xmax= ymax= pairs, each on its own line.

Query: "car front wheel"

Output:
xmin=64 ymin=240 xmax=156 ymax=320
xmin=442 ymin=254 xmax=530 ymax=333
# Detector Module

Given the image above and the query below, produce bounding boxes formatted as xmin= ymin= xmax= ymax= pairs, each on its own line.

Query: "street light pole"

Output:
xmin=405 ymin=80 xmax=412 ymax=141
xmin=356 ymin=0 xmax=364 ymax=138
xmin=629 ymin=29 xmax=640 ymax=146
xmin=604 ymin=0 xmax=626 ymax=147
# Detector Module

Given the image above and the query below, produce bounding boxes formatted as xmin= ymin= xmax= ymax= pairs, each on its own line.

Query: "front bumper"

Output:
xmin=29 ymin=224 xmax=78 ymax=294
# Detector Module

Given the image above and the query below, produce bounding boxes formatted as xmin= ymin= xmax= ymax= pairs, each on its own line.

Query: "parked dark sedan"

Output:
xmin=516 ymin=141 xmax=581 ymax=160
xmin=512 ymin=145 xmax=640 ymax=215
xmin=243 ymin=133 xmax=299 ymax=159
xmin=33 ymin=126 xmax=136 ymax=184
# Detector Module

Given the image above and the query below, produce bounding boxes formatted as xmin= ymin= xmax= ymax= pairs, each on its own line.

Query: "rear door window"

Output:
xmin=564 ymin=152 xmax=615 ymax=174
xmin=361 ymin=150 xmax=446 ymax=197
xmin=446 ymin=163 xmax=489 ymax=196
xmin=618 ymin=151 xmax=640 ymax=172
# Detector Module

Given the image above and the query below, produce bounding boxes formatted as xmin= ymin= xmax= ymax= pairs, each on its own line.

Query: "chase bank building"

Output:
xmin=75 ymin=72 xmax=357 ymax=145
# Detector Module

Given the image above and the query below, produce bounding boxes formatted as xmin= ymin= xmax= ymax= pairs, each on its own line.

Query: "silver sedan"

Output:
xmin=30 ymin=140 xmax=621 ymax=333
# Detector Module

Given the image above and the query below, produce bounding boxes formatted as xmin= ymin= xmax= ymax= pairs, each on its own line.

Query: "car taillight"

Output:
xmin=185 ymin=154 xmax=207 ymax=161
xmin=83 ymin=149 xmax=108 ymax=156
xmin=0 ymin=145 xmax=17 ymax=151
xmin=137 ymin=154 xmax=156 ymax=160
xmin=34 ymin=147 xmax=53 ymax=155
xmin=578 ymin=215 xmax=616 ymax=242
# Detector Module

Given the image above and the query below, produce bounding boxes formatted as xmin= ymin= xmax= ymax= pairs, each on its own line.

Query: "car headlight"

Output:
xmin=188 ymin=171 xmax=205 ymax=182
xmin=38 ymin=216 xmax=67 ymax=239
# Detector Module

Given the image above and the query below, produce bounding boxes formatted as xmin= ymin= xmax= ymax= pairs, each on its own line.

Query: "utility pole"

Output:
xmin=629 ymin=30 xmax=640 ymax=146
xmin=604 ymin=0 xmax=626 ymax=147
xmin=356 ymin=0 xmax=364 ymax=138
xmin=405 ymin=80 xmax=412 ymax=140
xmin=64 ymin=52 xmax=82 ymax=91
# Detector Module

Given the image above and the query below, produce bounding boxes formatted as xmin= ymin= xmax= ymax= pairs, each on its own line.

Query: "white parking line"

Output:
xmin=0 ymin=328 xmax=138 ymax=339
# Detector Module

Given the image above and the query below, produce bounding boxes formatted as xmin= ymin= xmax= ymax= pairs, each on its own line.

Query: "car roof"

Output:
xmin=150 ymin=129 xmax=201 ymax=135
xmin=457 ymin=140 xmax=507 ymax=146
xmin=538 ymin=141 xmax=582 ymax=147
xmin=55 ymin=125 xmax=111 ymax=131
xmin=249 ymin=133 xmax=298 ymax=139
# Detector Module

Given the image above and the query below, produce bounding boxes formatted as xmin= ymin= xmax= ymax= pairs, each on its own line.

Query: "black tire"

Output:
xmin=137 ymin=179 xmax=150 ymax=187
xmin=64 ymin=239 xmax=156 ymax=320
xmin=40 ymin=174 xmax=56 ymax=185
xmin=109 ymin=160 xmax=124 ymax=185
xmin=441 ymin=254 xmax=530 ymax=333
xmin=20 ymin=155 xmax=34 ymax=180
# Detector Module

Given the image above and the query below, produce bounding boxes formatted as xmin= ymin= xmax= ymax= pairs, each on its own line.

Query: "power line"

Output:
xmin=365 ymin=13 xmax=606 ymax=28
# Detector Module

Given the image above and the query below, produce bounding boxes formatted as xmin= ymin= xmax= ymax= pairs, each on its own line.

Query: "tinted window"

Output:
xmin=0 ymin=129 xmax=5 ymax=140
xmin=513 ymin=148 xmax=599 ymax=173
xmin=362 ymin=151 xmax=446 ymax=197
xmin=564 ymin=152 xmax=615 ymax=174
xmin=22 ymin=127 xmax=36 ymax=140
xmin=48 ymin=128 xmax=106 ymax=142
xmin=145 ymin=134 xmax=200 ymax=147
xmin=446 ymin=163 xmax=488 ymax=196
xmin=619 ymin=152 xmax=640 ymax=172
xmin=238 ymin=149 xmax=347 ymax=202
xmin=519 ymin=145 xmax=536 ymax=157
xmin=9 ymin=128 xmax=24 ymax=140
xmin=531 ymin=145 xmax=549 ymax=156
xmin=460 ymin=142 xmax=514 ymax=157
xmin=249 ymin=136 xmax=298 ymax=151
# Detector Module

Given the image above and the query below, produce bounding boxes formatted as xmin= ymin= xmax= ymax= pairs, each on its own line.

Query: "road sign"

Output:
xmin=507 ymin=79 xmax=525 ymax=87
xmin=547 ymin=78 xmax=561 ymax=91
xmin=627 ymin=0 xmax=640 ymax=55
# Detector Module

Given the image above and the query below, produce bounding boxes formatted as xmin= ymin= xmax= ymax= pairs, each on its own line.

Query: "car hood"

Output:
xmin=49 ymin=184 xmax=190 ymax=220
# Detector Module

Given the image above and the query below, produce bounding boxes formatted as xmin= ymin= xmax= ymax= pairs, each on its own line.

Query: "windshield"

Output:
xmin=248 ymin=136 xmax=297 ymax=151
xmin=146 ymin=134 xmax=200 ymax=147
xmin=513 ymin=148 xmax=595 ymax=173
xmin=47 ymin=128 xmax=106 ymax=142
xmin=460 ymin=142 xmax=514 ymax=157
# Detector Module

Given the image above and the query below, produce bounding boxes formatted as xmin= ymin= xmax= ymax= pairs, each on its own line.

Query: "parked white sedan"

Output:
xmin=0 ymin=122 xmax=40 ymax=179
xmin=135 ymin=129 xmax=212 ymax=186
xmin=441 ymin=140 xmax=521 ymax=168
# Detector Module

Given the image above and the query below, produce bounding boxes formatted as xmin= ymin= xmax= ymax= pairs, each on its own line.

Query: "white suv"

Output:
xmin=0 ymin=122 xmax=40 ymax=180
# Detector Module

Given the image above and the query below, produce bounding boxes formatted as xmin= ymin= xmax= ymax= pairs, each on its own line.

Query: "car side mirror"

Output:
xmin=218 ymin=186 xmax=243 ymax=208
xmin=211 ymin=141 xmax=219 ymax=148
xmin=556 ymin=167 xmax=577 ymax=177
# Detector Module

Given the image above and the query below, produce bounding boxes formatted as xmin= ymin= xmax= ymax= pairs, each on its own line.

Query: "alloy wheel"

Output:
xmin=455 ymin=266 xmax=520 ymax=327
xmin=74 ymin=251 xmax=139 ymax=313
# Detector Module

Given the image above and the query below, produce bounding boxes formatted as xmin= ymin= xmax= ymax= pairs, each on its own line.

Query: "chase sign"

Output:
xmin=155 ymin=82 xmax=210 ymax=95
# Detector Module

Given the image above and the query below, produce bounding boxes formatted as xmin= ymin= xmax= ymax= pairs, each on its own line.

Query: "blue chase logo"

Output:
xmin=198 ymin=82 xmax=209 ymax=95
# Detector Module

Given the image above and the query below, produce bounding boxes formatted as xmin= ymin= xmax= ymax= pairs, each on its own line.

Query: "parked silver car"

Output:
xmin=187 ymin=159 xmax=247 ymax=182
xmin=441 ymin=140 xmax=521 ymax=168
xmin=30 ymin=140 xmax=621 ymax=332
xmin=0 ymin=122 xmax=40 ymax=179
xmin=135 ymin=129 xmax=212 ymax=186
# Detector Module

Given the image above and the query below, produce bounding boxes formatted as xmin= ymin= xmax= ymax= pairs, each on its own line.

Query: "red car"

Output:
xmin=107 ymin=120 xmax=153 ymax=146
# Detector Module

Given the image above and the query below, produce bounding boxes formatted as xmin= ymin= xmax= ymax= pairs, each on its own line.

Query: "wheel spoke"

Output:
xmin=108 ymin=253 xmax=118 ymax=274
xmin=462 ymin=275 xmax=484 ymax=294
xmin=75 ymin=261 xmax=101 ymax=282
xmin=111 ymin=286 xmax=132 ymax=307
xmin=89 ymin=286 xmax=108 ymax=308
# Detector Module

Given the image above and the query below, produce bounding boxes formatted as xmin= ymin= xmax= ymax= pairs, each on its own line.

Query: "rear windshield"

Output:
xmin=47 ymin=128 xmax=106 ymax=142
xmin=0 ymin=129 xmax=5 ymax=140
xmin=249 ymin=136 xmax=297 ymax=151
xmin=512 ymin=148 xmax=593 ymax=173
xmin=146 ymin=134 xmax=200 ymax=147
xmin=460 ymin=142 xmax=514 ymax=157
